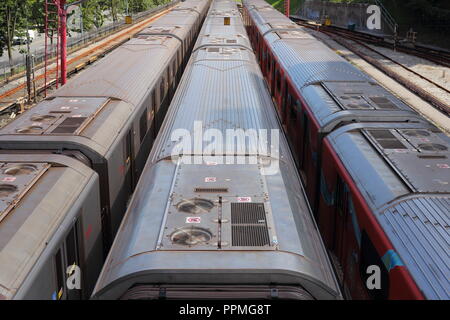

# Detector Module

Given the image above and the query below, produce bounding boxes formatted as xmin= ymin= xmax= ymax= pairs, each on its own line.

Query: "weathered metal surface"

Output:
xmin=0 ymin=154 xmax=101 ymax=300
xmin=92 ymin=0 xmax=342 ymax=301
xmin=244 ymin=0 xmax=424 ymax=130
xmin=327 ymin=122 xmax=450 ymax=299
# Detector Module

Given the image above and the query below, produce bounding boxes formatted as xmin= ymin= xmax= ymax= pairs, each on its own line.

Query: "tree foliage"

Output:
xmin=0 ymin=0 xmax=170 ymax=61
xmin=0 ymin=0 xmax=31 ymax=72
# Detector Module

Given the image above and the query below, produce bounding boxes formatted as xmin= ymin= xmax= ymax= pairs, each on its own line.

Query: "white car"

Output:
xmin=13 ymin=30 xmax=35 ymax=45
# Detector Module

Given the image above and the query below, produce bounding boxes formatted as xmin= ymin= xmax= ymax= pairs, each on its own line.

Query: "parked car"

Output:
xmin=13 ymin=30 xmax=35 ymax=45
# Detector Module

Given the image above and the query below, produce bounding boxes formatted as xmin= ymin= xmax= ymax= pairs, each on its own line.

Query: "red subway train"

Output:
xmin=243 ymin=0 xmax=449 ymax=300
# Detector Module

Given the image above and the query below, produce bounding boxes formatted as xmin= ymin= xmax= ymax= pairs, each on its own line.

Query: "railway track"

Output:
xmin=291 ymin=17 xmax=450 ymax=68
xmin=294 ymin=19 xmax=450 ymax=117
xmin=0 ymin=4 xmax=174 ymax=118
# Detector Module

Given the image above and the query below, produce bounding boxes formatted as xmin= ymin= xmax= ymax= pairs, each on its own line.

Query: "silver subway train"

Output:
xmin=92 ymin=0 xmax=342 ymax=300
xmin=0 ymin=0 xmax=211 ymax=300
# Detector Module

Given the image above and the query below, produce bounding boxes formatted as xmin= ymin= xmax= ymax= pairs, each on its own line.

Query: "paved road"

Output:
xmin=0 ymin=11 xmax=128 ymax=71
xmin=0 ymin=33 xmax=47 ymax=69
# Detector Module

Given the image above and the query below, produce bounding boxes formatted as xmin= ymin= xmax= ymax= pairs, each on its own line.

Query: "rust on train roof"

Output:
xmin=0 ymin=154 xmax=99 ymax=300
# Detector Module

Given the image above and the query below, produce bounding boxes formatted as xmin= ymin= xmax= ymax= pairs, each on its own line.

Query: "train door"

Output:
xmin=177 ymin=48 xmax=182 ymax=81
xmin=358 ymin=231 xmax=389 ymax=299
xmin=259 ymin=38 xmax=264 ymax=63
xmin=334 ymin=176 xmax=348 ymax=261
xmin=339 ymin=190 xmax=390 ymax=299
xmin=274 ymin=68 xmax=283 ymax=115
xmin=52 ymin=222 xmax=82 ymax=300
xmin=282 ymin=81 xmax=292 ymax=126
xmin=151 ymin=89 xmax=157 ymax=139
xmin=299 ymin=113 xmax=309 ymax=185
xmin=261 ymin=45 xmax=266 ymax=74
xmin=255 ymin=35 xmax=260 ymax=62
xmin=125 ymin=129 xmax=134 ymax=188
xmin=303 ymin=112 xmax=319 ymax=202
xmin=316 ymin=151 xmax=338 ymax=247
xmin=156 ymin=73 xmax=168 ymax=130
xmin=270 ymin=59 xmax=275 ymax=94
xmin=286 ymin=95 xmax=301 ymax=168
xmin=139 ymin=109 xmax=148 ymax=148
xmin=172 ymin=59 xmax=177 ymax=92
xmin=168 ymin=62 xmax=173 ymax=98
xmin=65 ymin=224 xmax=82 ymax=299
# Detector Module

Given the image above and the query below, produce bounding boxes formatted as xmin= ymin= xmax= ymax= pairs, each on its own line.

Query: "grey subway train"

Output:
xmin=0 ymin=0 xmax=210 ymax=249
xmin=0 ymin=0 xmax=211 ymax=300
xmin=92 ymin=0 xmax=342 ymax=300
xmin=0 ymin=154 xmax=102 ymax=300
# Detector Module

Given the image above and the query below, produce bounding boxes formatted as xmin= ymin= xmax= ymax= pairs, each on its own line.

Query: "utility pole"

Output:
xmin=284 ymin=0 xmax=290 ymax=17
xmin=25 ymin=18 xmax=32 ymax=104
xmin=59 ymin=0 xmax=67 ymax=85
xmin=46 ymin=0 xmax=89 ymax=87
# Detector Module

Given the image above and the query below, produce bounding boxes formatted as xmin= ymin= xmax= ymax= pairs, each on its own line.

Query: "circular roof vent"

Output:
xmin=30 ymin=114 xmax=56 ymax=122
xmin=0 ymin=184 xmax=18 ymax=197
xmin=16 ymin=125 xmax=43 ymax=134
xmin=3 ymin=164 xmax=37 ymax=175
xmin=170 ymin=227 xmax=212 ymax=246
xmin=176 ymin=198 xmax=214 ymax=214
xmin=403 ymin=130 xmax=431 ymax=137
xmin=419 ymin=143 xmax=448 ymax=152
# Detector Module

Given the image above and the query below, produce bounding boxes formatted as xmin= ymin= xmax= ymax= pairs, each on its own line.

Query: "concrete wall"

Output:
xmin=296 ymin=0 xmax=392 ymax=36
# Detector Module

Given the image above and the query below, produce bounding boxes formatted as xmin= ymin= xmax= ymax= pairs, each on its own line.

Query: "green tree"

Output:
xmin=0 ymin=0 xmax=30 ymax=74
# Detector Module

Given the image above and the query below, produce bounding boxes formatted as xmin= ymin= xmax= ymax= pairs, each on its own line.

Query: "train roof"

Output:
xmin=92 ymin=0 xmax=341 ymax=300
xmin=0 ymin=0 xmax=206 ymax=157
xmin=326 ymin=122 xmax=450 ymax=299
xmin=243 ymin=0 xmax=422 ymax=130
xmin=0 ymin=97 xmax=133 ymax=157
xmin=93 ymin=156 xmax=341 ymax=299
xmin=0 ymin=154 xmax=99 ymax=300
xmin=146 ymin=0 xmax=208 ymax=27
xmin=151 ymin=1 xmax=272 ymax=161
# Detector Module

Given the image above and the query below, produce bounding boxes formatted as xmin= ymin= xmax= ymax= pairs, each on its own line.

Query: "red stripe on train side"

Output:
xmin=323 ymin=138 xmax=424 ymax=300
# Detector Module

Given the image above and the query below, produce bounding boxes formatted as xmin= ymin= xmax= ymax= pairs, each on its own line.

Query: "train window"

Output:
xmin=296 ymin=100 xmax=302 ymax=112
xmin=54 ymin=249 xmax=64 ymax=300
xmin=139 ymin=110 xmax=147 ymax=143
xmin=290 ymin=97 xmax=297 ymax=121
xmin=66 ymin=224 xmax=81 ymax=300
xmin=168 ymin=64 xmax=172 ymax=84
xmin=172 ymin=60 xmax=176 ymax=79
xmin=360 ymin=231 xmax=389 ymax=299
xmin=276 ymin=70 xmax=281 ymax=93
xmin=165 ymin=69 xmax=169 ymax=91
xmin=335 ymin=177 xmax=348 ymax=215
xmin=160 ymin=77 xmax=165 ymax=100
xmin=300 ymin=114 xmax=309 ymax=172
xmin=125 ymin=130 xmax=132 ymax=169
xmin=151 ymin=90 xmax=156 ymax=110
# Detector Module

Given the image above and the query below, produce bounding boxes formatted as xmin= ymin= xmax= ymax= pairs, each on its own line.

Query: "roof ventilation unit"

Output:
xmin=170 ymin=226 xmax=213 ymax=246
